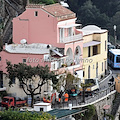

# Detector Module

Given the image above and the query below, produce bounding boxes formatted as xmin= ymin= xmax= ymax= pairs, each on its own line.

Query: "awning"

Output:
xmin=51 ymin=49 xmax=63 ymax=57
xmin=103 ymin=105 xmax=110 ymax=110
xmin=59 ymin=24 xmax=81 ymax=28
xmin=83 ymin=41 xmax=101 ymax=47
xmin=47 ymin=109 xmax=87 ymax=119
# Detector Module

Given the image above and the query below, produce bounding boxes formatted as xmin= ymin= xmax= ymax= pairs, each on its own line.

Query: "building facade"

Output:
xmin=79 ymin=25 xmax=108 ymax=80
xmin=0 ymin=3 xmax=83 ymax=98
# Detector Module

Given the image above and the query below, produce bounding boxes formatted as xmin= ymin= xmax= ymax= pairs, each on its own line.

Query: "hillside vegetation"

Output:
xmin=67 ymin=0 xmax=120 ymax=44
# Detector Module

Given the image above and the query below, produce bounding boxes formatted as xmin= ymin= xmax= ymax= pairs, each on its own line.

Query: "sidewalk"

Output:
xmin=99 ymin=70 xmax=112 ymax=84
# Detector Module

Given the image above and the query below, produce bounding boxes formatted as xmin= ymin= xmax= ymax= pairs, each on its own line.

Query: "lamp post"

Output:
xmin=114 ymin=25 xmax=117 ymax=47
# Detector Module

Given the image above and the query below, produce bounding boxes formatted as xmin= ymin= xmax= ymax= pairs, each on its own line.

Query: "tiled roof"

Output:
xmin=26 ymin=3 xmax=76 ymax=21
xmin=42 ymin=3 xmax=73 ymax=16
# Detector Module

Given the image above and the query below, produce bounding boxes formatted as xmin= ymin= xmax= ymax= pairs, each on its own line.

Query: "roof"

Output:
xmin=34 ymin=102 xmax=51 ymax=106
xmin=42 ymin=3 xmax=74 ymax=17
xmin=47 ymin=109 xmax=86 ymax=119
xmin=109 ymin=49 xmax=120 ymax=55
xmin=26 ymin=3 xmax=75 ymax=21
xmin=77 ymin=25 xmax=107 ymax=36
xmin=5 ymin=43 xmax=52 ymax=54
xmin=83 ymin=41 xmax=101 ymax=47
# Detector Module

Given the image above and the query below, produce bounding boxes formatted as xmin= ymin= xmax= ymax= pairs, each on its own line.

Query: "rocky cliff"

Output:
xmin=0 ymin=0 xmax=27 ymax=45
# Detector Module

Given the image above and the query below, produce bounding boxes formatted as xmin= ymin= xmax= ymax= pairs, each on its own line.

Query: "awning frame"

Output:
xmin=83 ymin=40 xmax=101 ymax=47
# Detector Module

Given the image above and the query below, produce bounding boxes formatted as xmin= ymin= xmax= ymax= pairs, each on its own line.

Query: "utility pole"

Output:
xmin=114 ymin=25 xmax=117 ymax=48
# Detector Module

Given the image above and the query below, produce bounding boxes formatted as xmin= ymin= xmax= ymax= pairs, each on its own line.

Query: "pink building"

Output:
xmin=0 ymin=3 xmax=83 ymax=98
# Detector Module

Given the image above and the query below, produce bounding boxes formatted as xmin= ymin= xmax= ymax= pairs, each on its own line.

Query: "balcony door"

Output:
xmin=68 ymin=27 xmax=72 ymax=37
xmin=59 ymin=28 xmax=64 ymax=42
xmin=93 ymin=45 xmax=97 ymax=55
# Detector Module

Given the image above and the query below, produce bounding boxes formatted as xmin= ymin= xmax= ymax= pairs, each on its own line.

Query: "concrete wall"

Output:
xmin=3 ymin=74 xmax=53 ymax=99
xmin=94 ymin=92 xmax=115 ymax=120
xmin=12 ymin=8 xmax=64 ymax=48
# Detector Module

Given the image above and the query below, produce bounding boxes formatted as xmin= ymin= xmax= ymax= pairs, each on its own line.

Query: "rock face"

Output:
xmin=0 ymin=0 xmax=27 ymax=44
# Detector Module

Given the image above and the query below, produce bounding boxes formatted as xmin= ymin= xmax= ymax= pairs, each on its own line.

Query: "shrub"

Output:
xmin=0 ymin=108 xmax=55 ymax=120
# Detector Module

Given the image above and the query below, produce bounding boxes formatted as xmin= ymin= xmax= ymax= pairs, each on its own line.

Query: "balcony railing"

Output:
xmin=60 ymin=33 xmax=83 ymax=43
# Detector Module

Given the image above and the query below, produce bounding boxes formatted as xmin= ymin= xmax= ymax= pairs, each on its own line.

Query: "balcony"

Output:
xmin=60 ymin=33 xmax=83 ymax=43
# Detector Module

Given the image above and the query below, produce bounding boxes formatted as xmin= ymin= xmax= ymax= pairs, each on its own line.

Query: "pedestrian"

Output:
xmin=58 ymin=90 xmax=63 ymax=102
xmin=111 ymin=76 xmax=114 ymax=83
xmin=64 ymin=92 xmax=69 ymax=102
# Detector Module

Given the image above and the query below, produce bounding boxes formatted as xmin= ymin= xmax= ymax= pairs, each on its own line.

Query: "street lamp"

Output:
xmin=114 ymin=25 xmax=117 ymax=47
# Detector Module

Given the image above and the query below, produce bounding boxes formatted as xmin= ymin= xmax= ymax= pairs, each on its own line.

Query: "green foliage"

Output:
xmin=84 ymin=105 xmax=96 ymax=120
xmin=0 ymin=108 xmax=55 ymax=120
xmin=29 ymin=0 xmax=55 ymax=5
xmin=105 ymin=114 xmax=114 ymax=120
xmin=0 ymin=91 xmax=7 ymax=99
xmin=67 ymin=0 xmax=120 ymax=41
xmin=6 ymin=61 xmax=57 ymax=107
xmin=78 ymin=0 xmax=109 ymax=27
xmin=54 ymin=72 xmax=80 ymax=92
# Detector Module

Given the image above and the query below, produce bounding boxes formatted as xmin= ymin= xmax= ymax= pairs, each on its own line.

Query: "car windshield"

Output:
xmin=3 ymin=98 xmax=9 ymax=102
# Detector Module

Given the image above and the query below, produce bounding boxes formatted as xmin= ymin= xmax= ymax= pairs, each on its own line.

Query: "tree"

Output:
xmin=81 ymin=83 xmax=93 ymax=103
xmin=6 ymin=61 xmax=57 ymax=107
xmin=0 ymin=108 xmax=55 ymax=120
xmin=29 ymin=0 xmax=56 ymax=4
xmin=78 ymin=0 xmax=109 ymax=27
xmin=53 ymin=72 xmax=80 ymax=92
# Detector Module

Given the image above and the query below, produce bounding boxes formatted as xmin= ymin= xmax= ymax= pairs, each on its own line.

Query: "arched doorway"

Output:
xmin=66 ymin=48 xmax=73 ymax=66
xmin=74 ymin=45 xmax=81 ymax=65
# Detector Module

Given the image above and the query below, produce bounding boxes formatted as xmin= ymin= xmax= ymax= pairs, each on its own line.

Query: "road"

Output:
xmin=53 ymin=68 xmax=116 ymax=108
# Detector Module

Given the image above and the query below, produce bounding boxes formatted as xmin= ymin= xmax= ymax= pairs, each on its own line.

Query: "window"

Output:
xmin=102 ymin=62 xmax=103 ymax=71
xmin=53 ymin=63 xmax=55 ymax=70
xmin=35 ymin=11 xmax=38 ymax=16
xmin=59 ymin=28 xmax=64 ymax=42
xmin=12 ymin=77 xmax=15 ymax=84
xmin=93 ymin=45 xmax=97 ymax=55
xmin=40 ymin=108 xmax=43 ymax=111
xmin=105 ymin=41 xmax=106 ymax=51
xmin=68 ymin=27 xmax=72 ymax=36
xmin=110 ymin=53 xmax=114 ymax=63
xmin=88 ymin=66 xmax=90 ymax=79
xmin=23 ymin=59 xmax=26 ymax=63
xmin=83 ymin=71 xmax=85 ymax=77
xmin=116 ymin=55 xmax=120 ymax=63
xmin=88 ymin=46 xmax=91 ymax=57
xmin=93 ymin=65 xmax=94 ymax=69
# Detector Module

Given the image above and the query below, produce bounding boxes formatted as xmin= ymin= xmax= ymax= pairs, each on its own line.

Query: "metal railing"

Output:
xmin=52 ymin=85 xmax=115 ymax=109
